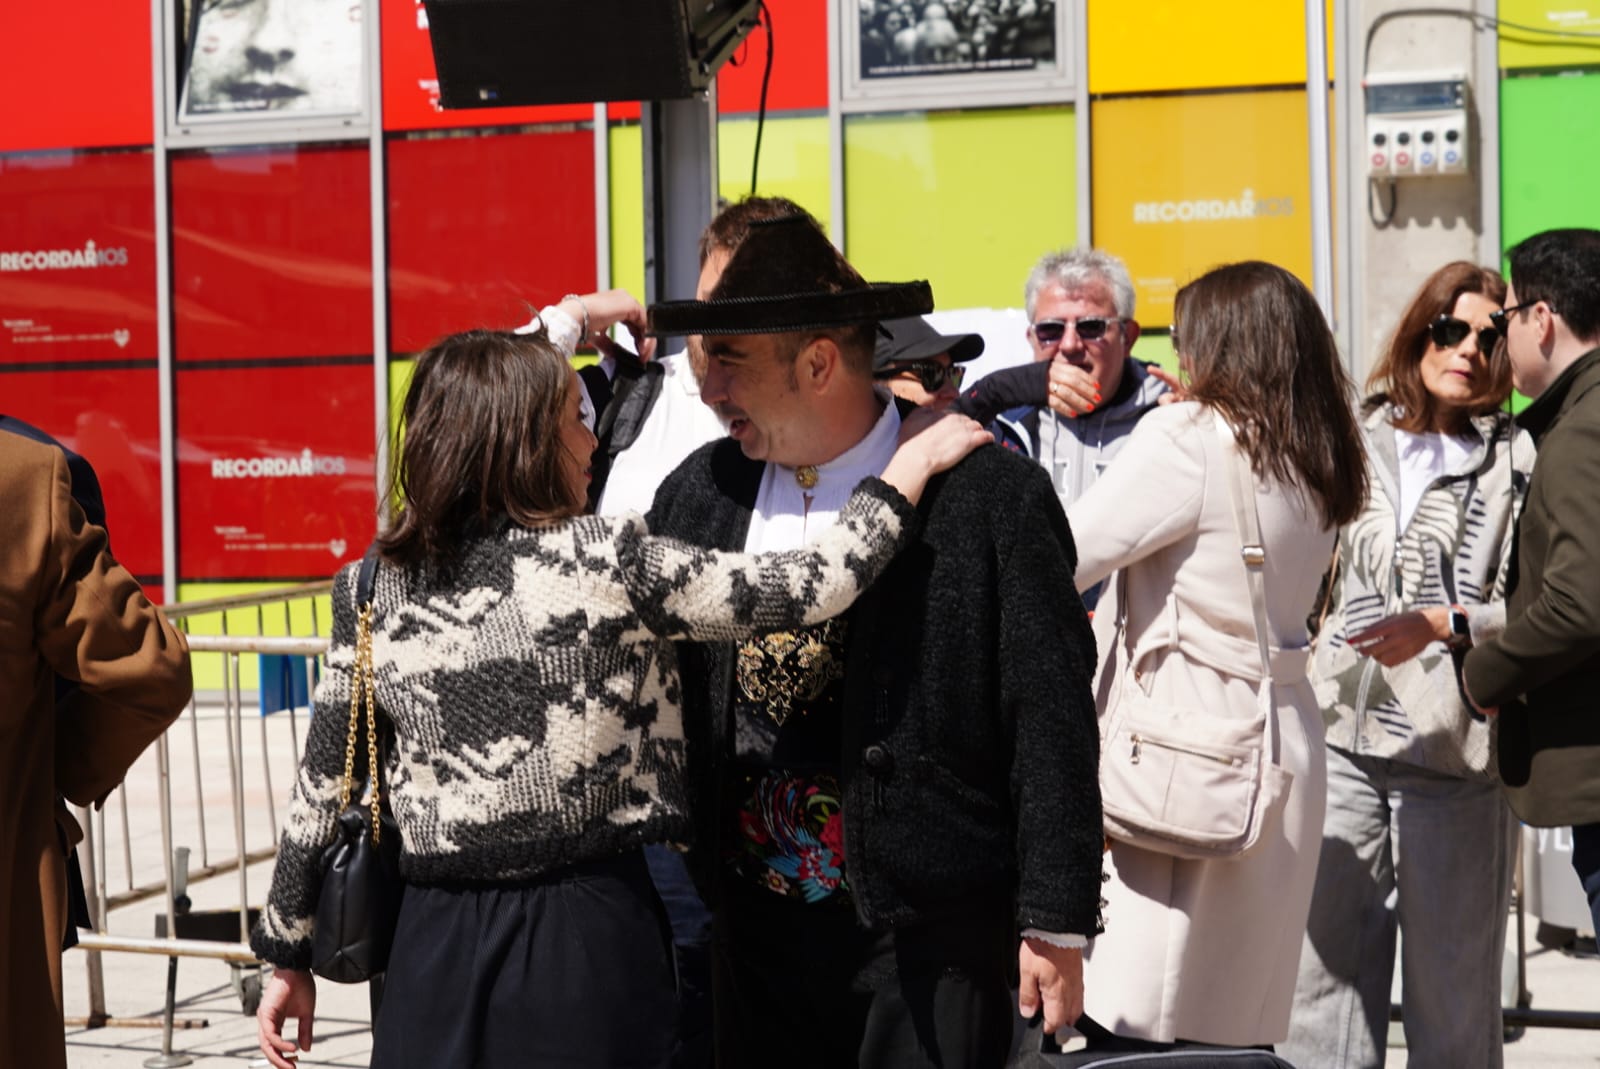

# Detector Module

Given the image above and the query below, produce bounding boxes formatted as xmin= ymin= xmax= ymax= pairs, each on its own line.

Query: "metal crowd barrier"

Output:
xmin=68 ymin=583 xmax=331 ymax=1066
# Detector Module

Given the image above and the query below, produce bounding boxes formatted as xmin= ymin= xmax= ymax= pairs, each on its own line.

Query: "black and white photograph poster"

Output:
xmin=180 ymin=0 xmax=365 ymax=121
xmin=840 ymin=0 xmax=1073 ymax=111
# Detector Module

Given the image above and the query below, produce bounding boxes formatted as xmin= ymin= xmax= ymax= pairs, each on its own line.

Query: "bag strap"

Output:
xmin=340 ymin=549 xmax=387 ymax=843
xmin=1215 ymin=413 xmax=1280 ymax=760
xmin=1214 ymin=413 xmax=1273 ymax=680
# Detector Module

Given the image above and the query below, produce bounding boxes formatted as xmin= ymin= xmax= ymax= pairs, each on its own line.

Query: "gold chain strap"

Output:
xmin=337 ymin=603 xmax=384 ymax=844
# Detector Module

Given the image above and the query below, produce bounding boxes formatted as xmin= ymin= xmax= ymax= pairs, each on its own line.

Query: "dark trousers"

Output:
xmin=1571 ymin=821 xmax=1600 ymax=936
xmin=372 ymin=850 xmax=675 ymax=1069
xmin=644 ymin=845 xmax=714 ymax=1069
xmin=711 ymin=885 xmax=1015 ymax=1069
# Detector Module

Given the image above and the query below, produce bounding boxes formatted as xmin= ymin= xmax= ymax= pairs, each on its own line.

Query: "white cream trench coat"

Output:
xmin=1066 ymin=403 xmax=1336 ymax=1046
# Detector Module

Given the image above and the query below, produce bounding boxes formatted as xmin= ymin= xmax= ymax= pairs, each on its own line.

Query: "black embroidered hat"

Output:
xmin=873 ymin=316 xmax=985 ymax=372
xmin=648 ymin=213 xmax=933 ymax=337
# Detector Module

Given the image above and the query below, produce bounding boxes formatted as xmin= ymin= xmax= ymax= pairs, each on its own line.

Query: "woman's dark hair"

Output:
xmin=376 ymin=327 xmax=583 ymax=570
xmin=1174 ymin=261 xmax=1368 ymax=529
xmin=1366 ymin=260 xmax=1510 ymax=433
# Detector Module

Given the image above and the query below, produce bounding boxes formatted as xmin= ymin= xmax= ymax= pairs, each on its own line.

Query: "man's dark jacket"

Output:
xmin=647 ymin=434 xmax=1105 ymax=936
xmin=1465 ymin=348 xmax=1600 ymax=826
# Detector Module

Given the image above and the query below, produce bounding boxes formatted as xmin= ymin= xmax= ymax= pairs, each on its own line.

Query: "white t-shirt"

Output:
xmin=597 ymin=351 xmax=730 ymax=518
xmin=1394 ymin=428 xmax=1476 ymax=531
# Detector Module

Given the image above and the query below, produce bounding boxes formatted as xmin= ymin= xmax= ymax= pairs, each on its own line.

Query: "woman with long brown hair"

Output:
xmin=1284 ymin=263 xmax=1528 ymax=1069
xmin=248 ymin=291 xmax=991 ymax=1069
xmin=1065 ymin=261 xmax=1367 ymax=1049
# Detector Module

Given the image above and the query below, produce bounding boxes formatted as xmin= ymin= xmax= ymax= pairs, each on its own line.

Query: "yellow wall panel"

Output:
xmin=608 ymin=122 xmax=646 ymax=301
xmin=845 ymin=107 xmax=1075 ymax=312
xmin=1088 ymin=0 xmax=1333 ymax=95
xmin=718 ymin=116 xmax=833 ymax=233
xmin=1091 ymin=90 xmax=1312 ymax=327
xmin=1499 ymin=1 xmax=1600 ymax=71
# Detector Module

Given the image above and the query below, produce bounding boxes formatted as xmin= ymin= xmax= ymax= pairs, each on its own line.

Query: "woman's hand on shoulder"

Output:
xmin=883 ymin=409 xmax=992 ymax=504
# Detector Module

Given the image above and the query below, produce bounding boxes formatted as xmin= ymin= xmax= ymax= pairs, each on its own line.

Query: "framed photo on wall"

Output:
xmin=839 ymin=0 xmax=1075 ymax=112
xmin=167 ymin=0 xmax=372 ymax=145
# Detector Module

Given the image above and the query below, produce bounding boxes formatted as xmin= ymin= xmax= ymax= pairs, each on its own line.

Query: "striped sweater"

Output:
xmin=1314 ymin=401 xmax=1531 ymax=778
xmin=251 ymin=479 xmax=916 ymax=969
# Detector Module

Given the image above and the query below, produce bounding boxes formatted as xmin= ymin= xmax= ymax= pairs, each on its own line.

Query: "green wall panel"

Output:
xmin=844 ymin=107 xmax=1075 ymax=312
xmin=1501 ymin=72 xmax=1600 ymax=253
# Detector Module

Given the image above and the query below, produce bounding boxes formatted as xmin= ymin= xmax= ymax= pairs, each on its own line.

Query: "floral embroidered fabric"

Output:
xmin=728 ymin=769 xmax=850 ymax=905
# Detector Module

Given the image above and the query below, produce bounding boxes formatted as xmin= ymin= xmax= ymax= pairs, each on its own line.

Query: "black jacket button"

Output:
xmin=862 ymin=744 xmax=893 ymax=773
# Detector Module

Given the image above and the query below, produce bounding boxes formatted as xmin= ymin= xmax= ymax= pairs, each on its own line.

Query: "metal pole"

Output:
xmin=594 ymin=102 xmax=612 ymax=290
xmin=77 ymin=803 xmax=108 ymax=1027
xmin=368 ymin=0 xmax=391 ymax=519
xmin=151 ymin=0 xmax=177 ymax=606
xmin=1305 ymin=0 xmax=1335 ymax=321
xmin=1074 ymin=0 xmax=1091 ymax=250
xmin=144 ymin=736 xmax=193 ymax=1068
xmin=230 ymin=653 xmax=250 ymax=945
xmin=641 ymin=89 xmax=719 ymax=306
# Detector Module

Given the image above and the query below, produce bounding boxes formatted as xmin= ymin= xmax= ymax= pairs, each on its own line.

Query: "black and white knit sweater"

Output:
xmin=251 ymin=479 xmax=916 ymax=969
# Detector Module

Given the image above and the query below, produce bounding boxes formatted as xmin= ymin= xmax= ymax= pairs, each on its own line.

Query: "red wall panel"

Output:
xmin=2 ymin=368 xmax=165 ymax=589
xmin=387 ymin=130 xmax=597 ymax=354
xmin=0 ymin=151 xmax=158 ymax=365
xmin=170 ymin=144 xmax=374 ymax=361
xmin=176 ymin=363 xmax=376 ymax=581
xmin=718 ymin=0 xmax=828 ymax=114
xmin=0 ymin=8 xmax=153 ymax=151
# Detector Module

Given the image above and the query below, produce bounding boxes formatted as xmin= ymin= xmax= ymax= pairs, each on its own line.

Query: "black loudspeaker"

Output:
xmin=422 ymin=0 xmax=761 ymax=109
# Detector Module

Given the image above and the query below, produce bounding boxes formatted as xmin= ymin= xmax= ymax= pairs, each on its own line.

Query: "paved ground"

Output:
xmin=59 ymin=702 xmax=1600 ymax=1067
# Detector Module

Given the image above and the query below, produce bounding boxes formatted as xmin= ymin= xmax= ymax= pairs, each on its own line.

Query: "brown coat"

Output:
xmin=0 ymin=431 xmax=192 ymax=1069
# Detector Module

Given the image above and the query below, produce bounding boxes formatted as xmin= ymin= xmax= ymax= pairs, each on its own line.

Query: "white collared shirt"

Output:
xmin=744 ymin=394 xmax=901 ymax=553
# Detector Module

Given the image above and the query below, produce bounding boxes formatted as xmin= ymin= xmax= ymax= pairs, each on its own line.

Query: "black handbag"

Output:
xmin=311 ymin=552 xmax=404 ymax=984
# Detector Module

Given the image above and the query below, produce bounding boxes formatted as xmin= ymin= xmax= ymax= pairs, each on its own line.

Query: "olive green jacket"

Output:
xmin=1464 ymin=348 xmax=1600 ymax=825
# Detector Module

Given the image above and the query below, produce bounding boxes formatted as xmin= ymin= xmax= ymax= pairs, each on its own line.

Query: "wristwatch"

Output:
xmin=1448 ymin=604 xmax=1471 ymax=647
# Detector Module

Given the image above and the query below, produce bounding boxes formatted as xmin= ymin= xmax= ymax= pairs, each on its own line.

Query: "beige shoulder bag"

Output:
xmin=1098 ymin=414 xmax=1293 ymax=860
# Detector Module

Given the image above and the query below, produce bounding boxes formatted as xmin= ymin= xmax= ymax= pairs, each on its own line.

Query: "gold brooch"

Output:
xmin=794 ymin=465 xmax=819 ymax=490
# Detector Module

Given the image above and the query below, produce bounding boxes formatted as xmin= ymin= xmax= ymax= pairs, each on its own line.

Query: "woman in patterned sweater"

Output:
xmin=251 ymin=291 xmax=991 ymax=1069
xmin=1285 ymin=263 xmax=1531 ymax=1069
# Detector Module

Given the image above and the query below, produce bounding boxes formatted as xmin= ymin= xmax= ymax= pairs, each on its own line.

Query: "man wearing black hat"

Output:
xmin=646 ymin=210 xmax=1103 ymax=1069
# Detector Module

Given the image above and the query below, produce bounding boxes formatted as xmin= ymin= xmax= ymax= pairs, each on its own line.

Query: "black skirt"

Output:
xmin=371 ymin=848 xmax=676 ymax=1069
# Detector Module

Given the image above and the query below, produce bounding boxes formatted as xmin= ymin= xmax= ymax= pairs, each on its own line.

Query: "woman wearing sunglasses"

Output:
xmin=1284 ymin=262 xmax=1530 ymax=1069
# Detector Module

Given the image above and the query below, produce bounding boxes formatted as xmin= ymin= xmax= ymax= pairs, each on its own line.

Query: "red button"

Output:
xmin=1396 ymin=152 xmax=1411 ymax=166
xmin=1371 ymin=153 xmax=1387 ymax=167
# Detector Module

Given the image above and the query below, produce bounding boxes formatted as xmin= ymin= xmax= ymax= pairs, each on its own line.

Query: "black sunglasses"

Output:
xmin=876 ymin=359 xmax=966 ymax=393
xmin=1487 ymin=299 xmax=1548 ymax=337
xmin=1031 ymin=317 xmax=1119 ymax=345
xmin=1428 ymin=315 xmax=1500 ymax=355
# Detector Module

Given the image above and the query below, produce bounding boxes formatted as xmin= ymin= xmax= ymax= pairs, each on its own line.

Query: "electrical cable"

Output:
xmin=1366 ymin=8 xmax=1600 ymax=69
xmin=1368 ymin=176 xmax=1399 ymax=228
xmin=750 ymin=1 xmax=774 ymax=197
xmin=1356 ymin=8 xmax=1600 ymax=233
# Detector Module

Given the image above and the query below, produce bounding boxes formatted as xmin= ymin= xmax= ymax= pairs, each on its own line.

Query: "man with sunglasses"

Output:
xmin=872 ymin=315 xmax=985 ymax=409
xmin=991 ymin=249 xmax=1168 ymax=608
xmin=1463 ymin=227 xmax=1600 ymax=937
